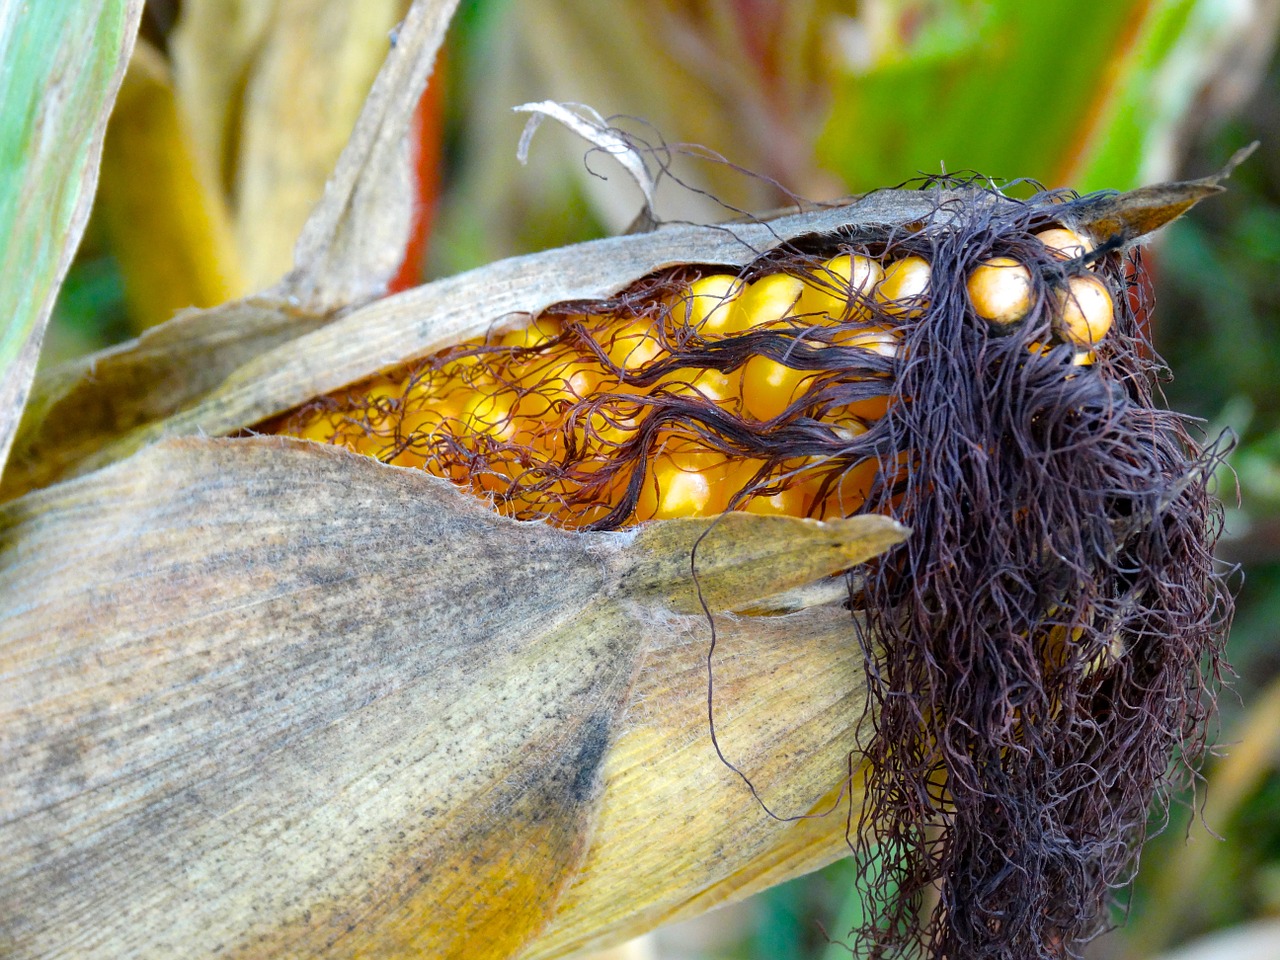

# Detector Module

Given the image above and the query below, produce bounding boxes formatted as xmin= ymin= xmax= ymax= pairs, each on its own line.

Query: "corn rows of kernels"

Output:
xmin=287 ymin=226 xmax=1110 ymax=528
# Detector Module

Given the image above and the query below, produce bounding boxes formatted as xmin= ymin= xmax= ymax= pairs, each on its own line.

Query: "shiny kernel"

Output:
xmin=876 ymin=256 xmax=931 ymax=317
xmin=460 ymin=390 xmax=520 ymax=441
xmin=730 ymin=460 xmax=815 ymax=516
xmin=1053 ymin=275 xmax=1114 ymax=348
xmin=714 ymin=273 xmax=806 ymax=335
xmin=653 ymin=367 xmax=741 ymax=406
xmin=967 ymin=257 xmax=1034 ymax=326
xmin=605 ymin=319 xmax=663 ymax=373
xmin=741 ymin=355 xmax=816 ymax=420
xmin=538 ymin=354 xmax=609 ymax=402
xmin=635 ymin=455 xmax=731 ymax=520
xmin=833 ymin=328 xmax=900 ymax=358
xmin=500 ymin=315 xmax=562 ymax=349
xmin=672 ymin=274 xmax=744 ymax=331
xmin=816 ymin=458 xmax=879 ymax=519
xmin=298 ymin=412 xmax=342 ymax=444
xmin=796 ymin=254 xmax=884 ymax=322
xmin=570 ymin=403 xmax=644 ymax=454
xmin=1035 ymin=227 xmax=1095 ymax=261
xmin=845 ymin=394 xmax=891 ymax=421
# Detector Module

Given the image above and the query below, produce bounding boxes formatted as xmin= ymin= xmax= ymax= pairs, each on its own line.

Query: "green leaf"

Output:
xmin=0 ymin=0 xmax=143 ymax=471
xmin=817 ymin=0 xmax=1251 ymax=194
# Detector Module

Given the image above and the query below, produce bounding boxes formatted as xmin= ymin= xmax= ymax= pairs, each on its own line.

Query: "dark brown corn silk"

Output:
xmin=276 ymin=175 xmax=1232 ymax=959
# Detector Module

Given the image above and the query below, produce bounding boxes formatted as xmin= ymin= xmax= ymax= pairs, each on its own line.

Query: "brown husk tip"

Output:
xmin=274 ymin=162 xmax=1236 ymax=959
xmin=1068 ymin=140 xmax=1258 ymax=249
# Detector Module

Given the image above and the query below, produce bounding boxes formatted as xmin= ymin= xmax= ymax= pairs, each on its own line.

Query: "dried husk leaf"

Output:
xmin=284 ymin=0 xmax=459 ymax=309
xmin=170 ymin=0 xmax=275 ymax=187
xmin=98 ymin=40 xmax=245 ymax=331
xmin=228 ymin=0 xmax=409 ymax=290
xmin=0 ymin=436 xmax=905 ymax=959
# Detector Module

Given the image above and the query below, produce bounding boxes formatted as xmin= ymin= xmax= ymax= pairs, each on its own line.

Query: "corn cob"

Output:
xmin=280 ymin=225 xmax=1103 ymax=530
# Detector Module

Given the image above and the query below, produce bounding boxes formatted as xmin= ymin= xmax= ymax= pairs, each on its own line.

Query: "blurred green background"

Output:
xmin=42 ymin=1 xmax=1280 ymax=958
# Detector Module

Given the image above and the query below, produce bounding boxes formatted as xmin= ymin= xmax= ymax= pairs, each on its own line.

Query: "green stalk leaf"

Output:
xmin=0 ymin=0 xmax=144 ymax=471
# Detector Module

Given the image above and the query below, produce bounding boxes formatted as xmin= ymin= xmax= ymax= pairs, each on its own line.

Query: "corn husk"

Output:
xmin=0 ymin=436 xmax=905 ymax=958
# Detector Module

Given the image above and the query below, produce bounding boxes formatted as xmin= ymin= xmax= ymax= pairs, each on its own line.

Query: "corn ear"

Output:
xmin=2 ymin=160 xmax=1236 ymax=506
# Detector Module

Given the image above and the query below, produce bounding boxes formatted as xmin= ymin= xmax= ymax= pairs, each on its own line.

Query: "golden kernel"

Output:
xmin=1053 ymin=275 xmax=1114 ymax=348
xmin=967 ymin=257 xmax=1035 ymax=326
xmin=876 ymin=256 xmax=931 ymax=317
xmin=634 ymin=453 xmax=732 ymax=520
xmin=832 ymin=328 xmax=900 ymax=358
xmin=671 ymin=274 xmax=744 ymax=331
xmin=653 ymin=367 xmax=741 ymax=406
xmin=1035 ymin=227 xmax=1095 ymax=261
xmin=605 ymin=319 xmax=663 ymax=373
xmin=815 ymin=458 xmax=879 ymax=519
xmin=460 ymin=389 xmax=520 ymax=441
xmin=741 ymin=355 xmax=816 ymax=421
xmin=730 ymin=459 xmax=816 ymax=516
xmin=714 ymin=273 xmax=806 ymax=335
xmin=796 ymin=254 xmax=884 ymax=322
xmin=499 ymin=315 xmax=562 ymax=349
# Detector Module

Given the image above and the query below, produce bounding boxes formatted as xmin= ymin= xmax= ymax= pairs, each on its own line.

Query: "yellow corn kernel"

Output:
xmin=741 ymin=354 xmax=816 ymax=421
xmin=877 ymin=256 xmax=931 ymax=317
xmin=830 ymin=394 xmax=890 ymax=428
xmin=500 ymin=315 xmax=562 ymax=349
xmin=570 ymin=400 xmax=645 ymax=452
xmin=634 ymin=447 xmax=734 ymax=520
xmin=605 ymin=318 xmax=663 ymax=374
xmin=670 ymin=274 xmax=744 ymax=332
xmin=815 ymin=457 xmax=879 ymax=519
xmin=1035 ymin=227 xmax=1094 ymax=261
xmin=796 ymin=253 xmax=884 ymax=322
xmin=833 ymin=328 xmax=900 ymax=358
xmin=731 ymin=459 xmax=817 ymax=516
xmin=712 ymin=273 xmax=806 ymax=335
xmin=297 ymin=410 xmax=343 ymax=444
xmin=459 ymin=389 xmax=521 ymax=442
xmin=967 ymin=257 xmax=1034 ymax=327
xmin=1053 ymin=275 xmax=1114 ymax=348
xmin=653 ymin=367 xmax=741 ymax=407
xmin=538 ymin=353 xmax=611 ymax=403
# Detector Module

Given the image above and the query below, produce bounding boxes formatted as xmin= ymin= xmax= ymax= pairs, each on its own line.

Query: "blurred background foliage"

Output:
xmin=43 ymin=0 xmax=1280 ymax=957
